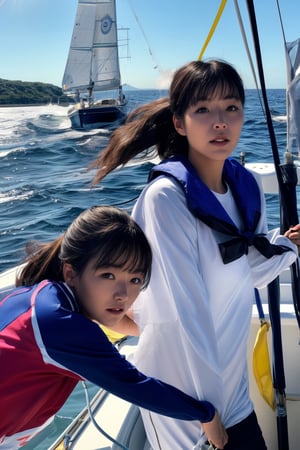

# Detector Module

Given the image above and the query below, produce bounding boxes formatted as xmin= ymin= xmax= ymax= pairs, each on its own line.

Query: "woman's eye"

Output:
xmin=101 ymin=272 xmax=114 ymax=279
xmin=131 ymin=277 xmax=142 ymax=285
xmin=195 ymin=107 xmax=208 ymax=113
xmin=227 ymin=104 xmax=239 ymax=111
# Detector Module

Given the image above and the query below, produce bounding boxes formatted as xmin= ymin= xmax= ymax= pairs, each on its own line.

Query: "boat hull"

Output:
xmin=68 ymin=102 xmax=127 ymax=130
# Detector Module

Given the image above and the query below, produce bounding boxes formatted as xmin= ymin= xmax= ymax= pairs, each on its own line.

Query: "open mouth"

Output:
xmin=210 ymin=137 xmax=229 ymax=143
xmin=107 ymin=307 xmax=124 ymax=314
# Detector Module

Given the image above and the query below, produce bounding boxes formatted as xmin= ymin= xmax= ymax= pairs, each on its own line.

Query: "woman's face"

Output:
xmin=63 ymin=258 xmax=144 ymax=327
xmin=173 ymin=89 xmax=244 ymax=165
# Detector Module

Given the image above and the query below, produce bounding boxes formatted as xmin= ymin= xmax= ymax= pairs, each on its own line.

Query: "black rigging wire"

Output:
xmin=233 ymin=0 xmax=266 ymax=121
xmin=245 ymin=2 xmax=300 ymax=448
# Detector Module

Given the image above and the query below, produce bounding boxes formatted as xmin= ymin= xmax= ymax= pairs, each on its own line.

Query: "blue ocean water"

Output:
xmin=0 ymin=89 xmax=288 ymax=274
xmin=0 ymin=89 xmax=289 ymax=448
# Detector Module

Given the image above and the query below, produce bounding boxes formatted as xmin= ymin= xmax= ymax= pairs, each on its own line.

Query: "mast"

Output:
xmin=245 ymin=2 xmax=300 ymax=449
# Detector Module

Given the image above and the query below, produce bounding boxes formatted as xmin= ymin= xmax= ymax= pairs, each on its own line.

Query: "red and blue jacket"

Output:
xmin=0 ymin=279 xmax=214 ymax=442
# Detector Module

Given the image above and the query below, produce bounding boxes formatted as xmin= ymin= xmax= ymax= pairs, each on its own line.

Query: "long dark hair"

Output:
xmin=91 ymin=59 xmax=245 ymax=184
xmin=16 ymin=206 xmax=152 ymax=288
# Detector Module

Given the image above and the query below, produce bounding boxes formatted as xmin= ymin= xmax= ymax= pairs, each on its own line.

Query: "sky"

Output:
xmin=0 ymin=0 xmax=299 ymax=90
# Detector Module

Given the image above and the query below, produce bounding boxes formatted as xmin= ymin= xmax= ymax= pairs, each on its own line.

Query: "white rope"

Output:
xmin=126 ymin=0 xmax=162 ymax=72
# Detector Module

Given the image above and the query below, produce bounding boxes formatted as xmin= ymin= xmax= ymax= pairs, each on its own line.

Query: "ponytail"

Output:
xmin=91 ymin=97 xmax=177 ymax=184
xmin=16 ymin=235 xmax=64 ymax=286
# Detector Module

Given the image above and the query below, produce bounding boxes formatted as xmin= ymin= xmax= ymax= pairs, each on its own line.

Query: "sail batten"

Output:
xmin=62 ymin=0 xmax=121 ymax=95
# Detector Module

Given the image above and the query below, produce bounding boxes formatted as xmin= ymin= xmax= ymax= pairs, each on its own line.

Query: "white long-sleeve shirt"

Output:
xmin=132 ymin=174 xmax=298 ymax=449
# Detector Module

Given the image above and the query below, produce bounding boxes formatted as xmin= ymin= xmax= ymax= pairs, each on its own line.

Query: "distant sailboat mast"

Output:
xmin=87 ymin=4 xmax=98 ymax=106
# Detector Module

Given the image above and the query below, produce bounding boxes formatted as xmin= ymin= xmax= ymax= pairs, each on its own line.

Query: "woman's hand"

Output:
xmin=285 ymin=224 xmax=300 ymax=253
xmin=201 ymin=411 xmax=228 ymax=449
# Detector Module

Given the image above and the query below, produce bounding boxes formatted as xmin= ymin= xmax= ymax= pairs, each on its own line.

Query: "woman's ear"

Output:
xmin=63 ymin=263 xmax=77 ymax=286
xmin=173 ymin=115 xmax=186 ymax=136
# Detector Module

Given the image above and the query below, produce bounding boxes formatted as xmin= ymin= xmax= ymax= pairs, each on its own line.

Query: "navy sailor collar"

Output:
xmin=149 ymin=155 xmax=290 ymax=263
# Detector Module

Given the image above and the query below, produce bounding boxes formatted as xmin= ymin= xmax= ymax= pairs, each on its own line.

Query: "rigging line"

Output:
xmin=197 ymin=0 xmax=227 ymax=61
xmin=276 ymin=0 xmax=288 ymax=48
xmin=82 ymin=381 xmax=129 ymax=450
xmin=126 ymin=0 xmax=162 ymax=72
xmin=245 ymin=1 xmax=282 ymax=172
xmin=233 ymin=0 xmax=266 ymax=121
xmin=245 ymin=3 xmax=290 ymax=449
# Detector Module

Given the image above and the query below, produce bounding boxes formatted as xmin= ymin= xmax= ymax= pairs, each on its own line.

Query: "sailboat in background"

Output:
xmin=62 ymin=0 xmax=127 ymax=130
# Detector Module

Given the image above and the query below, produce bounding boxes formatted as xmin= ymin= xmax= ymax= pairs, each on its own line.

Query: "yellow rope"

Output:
xmin=197 ymin=0 xmax=228 ymax=61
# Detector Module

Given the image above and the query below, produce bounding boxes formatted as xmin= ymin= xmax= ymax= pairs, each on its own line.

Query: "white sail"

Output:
xmin=285 ymin=38 xmax=300 ymax=153
xmin=62 ymin=0 xmax=121 ymax=95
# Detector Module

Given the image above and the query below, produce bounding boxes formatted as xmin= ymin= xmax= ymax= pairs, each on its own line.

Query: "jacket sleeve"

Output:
xmin=246 ymin=171 xmax=298 ymax=288
xmin=34 ymin=284 xmax=215 ymax=423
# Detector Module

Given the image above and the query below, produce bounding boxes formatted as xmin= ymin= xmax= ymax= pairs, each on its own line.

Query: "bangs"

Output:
xmin=60 ymin=206 xmax=152 ymax=289
xmin=92 ymin=235 xmax=152 ymax=288
xmin=190 ymin=76 xmax=244 ymax=106
xmin=172 ymin=60 xmax=245 ymax=118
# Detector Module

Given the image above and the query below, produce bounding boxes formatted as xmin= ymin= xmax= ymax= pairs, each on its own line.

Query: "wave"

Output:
xmin=27 ymin=113 xmax=71 ymax=134
xmin=0 ymin=147 xmax=27 ymax=158
xmin=0 ymin=189 xmax=35 ymax=204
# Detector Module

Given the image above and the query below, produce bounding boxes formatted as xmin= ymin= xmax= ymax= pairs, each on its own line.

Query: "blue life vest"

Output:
xmin=149 ymin=155 xmax=290 ymax=263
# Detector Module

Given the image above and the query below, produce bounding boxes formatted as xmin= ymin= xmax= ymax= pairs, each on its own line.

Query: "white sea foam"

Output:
xmin=0 ymin=190 xmax=34 ymax=204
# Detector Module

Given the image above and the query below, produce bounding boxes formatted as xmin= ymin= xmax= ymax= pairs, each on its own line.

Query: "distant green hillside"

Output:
xmin=0 ymin=79 xmax=73 ymax=105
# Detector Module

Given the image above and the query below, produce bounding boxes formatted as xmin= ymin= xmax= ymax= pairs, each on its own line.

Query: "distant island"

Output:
xmin=0 ymin=78 xmax=72 ymax=106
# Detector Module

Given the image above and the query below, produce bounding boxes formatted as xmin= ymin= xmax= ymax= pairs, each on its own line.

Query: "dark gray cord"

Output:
xmin=82 ymin=381 xmax=129 ymax=450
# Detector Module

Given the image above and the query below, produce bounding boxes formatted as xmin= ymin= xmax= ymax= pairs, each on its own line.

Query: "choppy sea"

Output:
xmin=0 ymin=89 xmax=289 ymax=448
